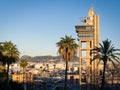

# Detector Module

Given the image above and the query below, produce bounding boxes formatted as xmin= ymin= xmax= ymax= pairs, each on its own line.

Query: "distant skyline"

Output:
xmin=0 ymin=0 xmax=120 ymax=56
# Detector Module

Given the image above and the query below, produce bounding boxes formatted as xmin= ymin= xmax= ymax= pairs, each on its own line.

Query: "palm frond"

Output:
xmin=109 ymin=59 xmax=117 ymax=68
xmin=91 ymin=54 xmax=101 ymax=63
xmin=56 ymin=35 xmax=78 ymax=61
xmin=97 ymin=60 xmax=101 ymax=66
xmin=91 ymin=39 xmax=120 ymax=68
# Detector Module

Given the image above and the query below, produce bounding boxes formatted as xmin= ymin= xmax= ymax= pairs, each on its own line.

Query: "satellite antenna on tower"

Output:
xmin=92 ymin=3 xmax=94 ymax=8
xmin=79 ymin=17 xmax=86 ymax=23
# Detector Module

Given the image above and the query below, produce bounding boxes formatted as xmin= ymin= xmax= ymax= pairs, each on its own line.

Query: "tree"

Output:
xmin=8 ymin=80 xmax=24 ymax=90
xmin=20 ymin=59 xmax=28 ymax=74
xmin=20 ymin=59 xmax=28 ymax=85
xmin=0 ymin=68 xmax=6 ymax=90
xmin=91 ymin=39 xmax=120 ymax=90
xmin=56 ymin=35 xmax=78 ymax=90
xmin=0 ymin=41 xmax=20 ymax=90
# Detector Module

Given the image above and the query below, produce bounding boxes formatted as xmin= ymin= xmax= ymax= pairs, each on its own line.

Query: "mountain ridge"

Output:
xmin=20 ymin=55 xmax=79 ymax=63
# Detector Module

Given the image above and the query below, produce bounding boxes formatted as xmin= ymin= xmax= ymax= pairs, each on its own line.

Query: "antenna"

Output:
xmin=78 ymin=17 xmax=86 ymax=23
xmin=92 ymin=3 xmax=94 ymax=8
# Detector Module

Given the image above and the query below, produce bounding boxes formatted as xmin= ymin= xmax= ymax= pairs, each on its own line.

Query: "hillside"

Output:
xmin=20 ymin=55 xmax=79 ymax=63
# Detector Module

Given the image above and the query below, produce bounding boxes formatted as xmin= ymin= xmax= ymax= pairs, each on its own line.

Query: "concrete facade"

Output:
xmin=75 ymin=7 xmax=100 ymax=85
xmin=12 ymin=73 xmax=33 ymax=83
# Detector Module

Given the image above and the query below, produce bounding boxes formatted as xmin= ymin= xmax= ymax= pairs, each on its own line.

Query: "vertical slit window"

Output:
xmin=90 ymin=41 xmax=92 ymax=48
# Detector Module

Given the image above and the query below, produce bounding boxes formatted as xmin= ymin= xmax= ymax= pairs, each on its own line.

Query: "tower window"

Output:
xmin=81 ymin=58 xmax=86 ymax=65
xmin=81 ymin=41 xmax=86 ymax=48
xmin=81 ymin=50 xmax=86 ymax=56
xmin=81 ymin=69 xmax=86 ymax=74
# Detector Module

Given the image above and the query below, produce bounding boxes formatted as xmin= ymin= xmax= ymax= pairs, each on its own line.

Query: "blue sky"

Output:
xmin=0 ymin=0 xmax=120 ymax=56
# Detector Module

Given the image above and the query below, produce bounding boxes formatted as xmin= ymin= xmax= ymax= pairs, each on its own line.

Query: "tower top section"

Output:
xmin=88 ymin=7 xmax=94 ymax=17
xmin=80 ymin=7 xmax=95 ymax=25
xmin=75 ymin=7 xmax=99 ymax=40
xmin=86 ymin=7 xmax=94 ymax=25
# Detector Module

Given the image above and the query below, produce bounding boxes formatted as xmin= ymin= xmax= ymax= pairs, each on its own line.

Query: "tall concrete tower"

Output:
xmin=75 ymin=7 xmax=100 ymax=85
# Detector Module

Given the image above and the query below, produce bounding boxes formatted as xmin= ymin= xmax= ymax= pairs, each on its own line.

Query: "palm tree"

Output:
xmin=20 ymin=59 xmax=28 ymax=82
xmin=20 ymin=59 xmax=28 ymax=74
xmin=56 ymin=35 xmax=78 ymax=90
xmin=0 ymin=41 xmax=20 ymax=90
xmin=91 ymin=39 xmax=120 ymax=90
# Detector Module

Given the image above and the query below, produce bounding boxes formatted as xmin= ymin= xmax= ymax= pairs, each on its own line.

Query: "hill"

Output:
xmin=20 ymin=55 xmax=79 ymax=63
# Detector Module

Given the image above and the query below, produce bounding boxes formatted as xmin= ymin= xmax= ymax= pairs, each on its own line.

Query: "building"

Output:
xmin=75 ymin=7 xmax=100 ymax=85
xmin=12 ymin=72 xmax=33 ymax=83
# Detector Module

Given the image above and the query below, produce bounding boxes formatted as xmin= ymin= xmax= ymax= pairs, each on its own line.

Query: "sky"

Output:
xmin=0 ymin=0 xmax=120 ymax=57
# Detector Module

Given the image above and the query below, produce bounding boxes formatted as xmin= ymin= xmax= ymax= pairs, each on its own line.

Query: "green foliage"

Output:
xmin=0 ymin=75 xmax=24 ymax=90
xmin=91 ymin=39 xmax=120 ymax=90
xmin=0 ymin=67 xmax=6 ymax=90
xmin=55 ymin=86 xmax=70 ymax=90
xmin=0 ymin=69 xmax=6 ymax=82
xmin=0 ymin=41 xmax=20 ymax=65
xmin=56 ymin=35 xmax=78 ymax=90
xmin=8 ymin=81 xmax=24 ymax=90
xmin=0 ymin=41 xmax=20 ymax=90
xmin=20 ymin=59 xmax=28 ymax=69
xmin=91 ymin=39 xmax=120 ymax=65
xmin=55 ymin=87 xmax=64 ymax=90
xmin=56 ymin=35 xmax=78 ymax=61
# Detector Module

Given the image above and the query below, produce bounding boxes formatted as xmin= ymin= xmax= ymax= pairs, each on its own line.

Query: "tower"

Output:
xmin=75 ymin=7 xmax=100 ymax=85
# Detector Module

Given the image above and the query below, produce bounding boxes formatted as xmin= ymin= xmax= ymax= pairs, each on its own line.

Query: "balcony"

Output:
xmin=75 ymin=25 xmax=94 ymax=38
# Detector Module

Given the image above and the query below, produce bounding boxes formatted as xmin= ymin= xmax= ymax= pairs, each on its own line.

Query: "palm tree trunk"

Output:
xmin=23 ymin=68 xmax=24 ymax=83
xmin=101 ymin=61 xmax=106 ymax=90
xmin=6 ymin=64 xmax=9 ymax=90
xmin=111 ymin=72 xmax=114 ymax=87
xmin=64 ymin=60 xmax=68 ymax=90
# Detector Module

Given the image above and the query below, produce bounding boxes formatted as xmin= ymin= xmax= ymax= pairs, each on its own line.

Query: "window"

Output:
xmin=81 ymin=75 xmax=86 ymax=82
xmin=81 ymin=69 xmax=86 ymax=74
xmin=81 ymin=59 xmax=86 ymax=65
xmin=81 ymin=50 xmax=86 ymax=56
xmin=86 ymin=26 xmax=94 ymax=30
xmin=79 ymin=26 xmax=86 ymax=30
xmin=81 ymin=41 xmax=86 ymax=48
